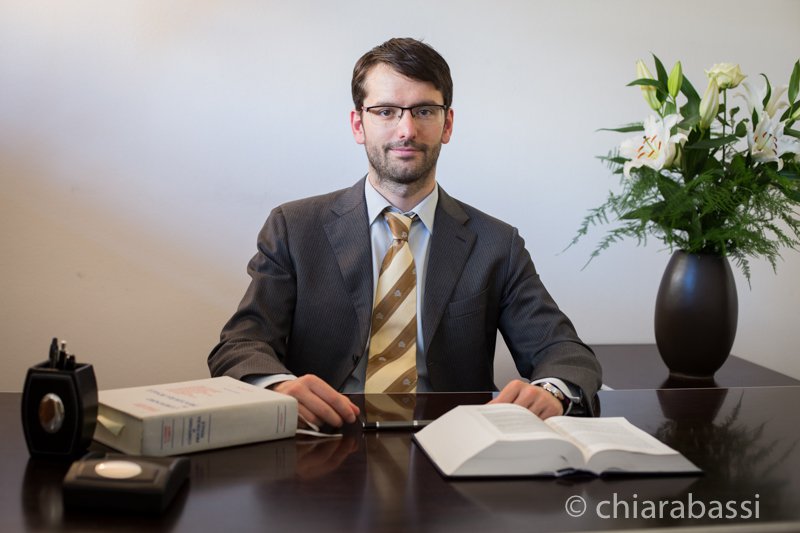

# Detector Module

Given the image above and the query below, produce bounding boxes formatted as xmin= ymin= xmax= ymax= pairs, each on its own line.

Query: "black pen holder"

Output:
xmin=21 ymin=361 xmax=98 ymax=459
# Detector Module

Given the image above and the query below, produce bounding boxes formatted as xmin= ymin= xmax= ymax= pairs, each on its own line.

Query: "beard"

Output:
xmin=365 ymin=138 xmax=442 ymax=189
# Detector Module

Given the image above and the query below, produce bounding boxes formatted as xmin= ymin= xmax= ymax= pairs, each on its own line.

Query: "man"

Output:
xmin=209 ymin=38 xmax=601 ymax=428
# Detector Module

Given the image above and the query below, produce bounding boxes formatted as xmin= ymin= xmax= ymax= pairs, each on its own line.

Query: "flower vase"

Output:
xmin=654 ymin=250 xmax=738 ymax=379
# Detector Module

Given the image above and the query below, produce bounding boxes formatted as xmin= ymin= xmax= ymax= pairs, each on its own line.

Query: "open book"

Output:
xmin=413 ymin=404 xmax=700 ymax=477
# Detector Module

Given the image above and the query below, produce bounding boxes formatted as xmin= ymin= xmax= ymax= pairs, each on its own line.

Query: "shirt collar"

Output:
xmin=365 ymin=178 xmax=438 ymax=233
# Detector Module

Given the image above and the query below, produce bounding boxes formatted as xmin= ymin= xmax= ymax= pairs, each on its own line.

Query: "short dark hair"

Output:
xmin=351 ymin=38 xmax=453 ymax=110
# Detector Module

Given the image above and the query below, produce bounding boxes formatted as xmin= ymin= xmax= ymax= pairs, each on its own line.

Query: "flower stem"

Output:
xmin=722 ymin=90 xmax=727 ymax=165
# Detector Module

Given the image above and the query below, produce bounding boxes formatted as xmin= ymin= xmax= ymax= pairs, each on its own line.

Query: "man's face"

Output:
xmin=351 ymin=64 xmax=454 ymax=188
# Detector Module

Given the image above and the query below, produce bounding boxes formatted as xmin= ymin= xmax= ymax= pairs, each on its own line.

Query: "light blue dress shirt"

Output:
xmin=340 ymin=179 xmax=438 ymax=392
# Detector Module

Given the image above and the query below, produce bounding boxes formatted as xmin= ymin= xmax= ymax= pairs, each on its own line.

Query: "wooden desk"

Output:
xmin=5 ymin=388 xmax=800 ymax=532
xmin=593 ymin=343 xmax=800 ymax=389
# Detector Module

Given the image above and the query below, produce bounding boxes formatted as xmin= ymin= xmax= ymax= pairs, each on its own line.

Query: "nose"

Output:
xmin=395 ymin=109 xmax=417 ymax=139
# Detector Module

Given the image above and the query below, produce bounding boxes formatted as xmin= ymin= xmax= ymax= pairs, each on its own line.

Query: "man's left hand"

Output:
xmin=488 ymin=380 xmax=563 ymax=419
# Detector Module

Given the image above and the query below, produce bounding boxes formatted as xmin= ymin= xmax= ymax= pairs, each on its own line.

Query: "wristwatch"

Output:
xmin=535 ymin=381 xmax=572 ymax=415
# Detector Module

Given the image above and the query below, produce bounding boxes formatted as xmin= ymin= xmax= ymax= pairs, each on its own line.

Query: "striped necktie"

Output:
xmin=365 ymin=211 xmax=418 ymax=393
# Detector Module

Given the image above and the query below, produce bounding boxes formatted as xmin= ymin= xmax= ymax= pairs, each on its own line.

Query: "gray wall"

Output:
xmin=2 ymin=0 xmax=799 ymax=391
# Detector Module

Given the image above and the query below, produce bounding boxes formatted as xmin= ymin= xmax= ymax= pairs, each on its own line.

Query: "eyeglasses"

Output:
xmin=361 ymin=104 xmax=448 ymax=126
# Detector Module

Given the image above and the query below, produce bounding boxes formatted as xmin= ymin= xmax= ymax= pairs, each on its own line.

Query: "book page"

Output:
xmin=414 ymin=404 xmax=580 ymax=476
xmin=545 ymin=417 xmax=676 ymax=458
xmin=475 ymin=405 xmax=565 ymax=440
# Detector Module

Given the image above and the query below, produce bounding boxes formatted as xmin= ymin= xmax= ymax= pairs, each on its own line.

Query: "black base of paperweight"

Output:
xmin=21 ymin=361 xmax=98 ymax=459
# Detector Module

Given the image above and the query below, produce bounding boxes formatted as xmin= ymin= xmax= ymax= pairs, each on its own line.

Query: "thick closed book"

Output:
xmin=93 ymin=377 xmax=297 ymax=456
xmin=413 ymin=404 xmax=700 ymax=477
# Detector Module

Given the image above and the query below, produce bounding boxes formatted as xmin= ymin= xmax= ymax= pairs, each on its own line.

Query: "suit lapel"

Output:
xmin=422 ymin=187 xmax=476 ymax=350
xmin=322 ymin=181 xmax=476 ymax=361
xmin=324 ymin=179 xmax=373 ymax=349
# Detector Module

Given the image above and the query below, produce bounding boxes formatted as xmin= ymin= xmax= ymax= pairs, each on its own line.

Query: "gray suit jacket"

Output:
xmin=208 ymin=178 xmax=602 ymax=410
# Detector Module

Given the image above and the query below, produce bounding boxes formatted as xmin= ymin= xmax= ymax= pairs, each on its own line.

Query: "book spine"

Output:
xmin=140 ymin=398 xmax=297 ymax=456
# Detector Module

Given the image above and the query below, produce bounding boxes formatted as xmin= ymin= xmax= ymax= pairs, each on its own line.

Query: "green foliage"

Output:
xmin=570 ymin=56 xmax=800 ymax=282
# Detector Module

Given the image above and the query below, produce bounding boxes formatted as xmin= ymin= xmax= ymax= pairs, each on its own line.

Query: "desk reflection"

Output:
xmin=295 ymin=436 xmax=360 ymax=479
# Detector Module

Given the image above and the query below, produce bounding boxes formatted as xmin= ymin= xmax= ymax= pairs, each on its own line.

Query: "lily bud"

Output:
xmin=792 ymin=105 xmax=800 ymax=121
xmin=699 ymin=79 xmax=720 ymax=130
xmin=705 ymin=63 xmax=746 ymax=89
xmin=635 ymin=59 xmax=662 ymax=112
xmin=668 ymin=61 xmax=683 ymax=99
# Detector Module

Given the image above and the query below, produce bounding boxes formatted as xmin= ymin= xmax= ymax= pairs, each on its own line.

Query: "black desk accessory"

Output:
xmin=62 ymin=452 xmax=190 ymax=513
xmin=21 ymin=338 xmax=98 ymax=459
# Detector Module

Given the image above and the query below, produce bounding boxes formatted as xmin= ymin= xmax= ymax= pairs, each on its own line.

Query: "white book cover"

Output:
xmin=94 ymin=376 xmax=297 ymax=456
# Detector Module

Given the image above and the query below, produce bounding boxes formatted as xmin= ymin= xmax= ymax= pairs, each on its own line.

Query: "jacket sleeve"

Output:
xmin=208 ymin=207 xmax=297 ymax=380
xmin=497 ymin=228 xmax=602 ymax=414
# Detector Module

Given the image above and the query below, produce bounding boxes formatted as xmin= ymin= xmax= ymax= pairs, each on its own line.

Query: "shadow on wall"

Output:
xmin=0 ymin=147 xmax=244 ymax=391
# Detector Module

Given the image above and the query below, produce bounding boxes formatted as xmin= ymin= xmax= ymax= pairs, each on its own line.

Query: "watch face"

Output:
xmin=542 ymin=383 xmax=564 ymax=400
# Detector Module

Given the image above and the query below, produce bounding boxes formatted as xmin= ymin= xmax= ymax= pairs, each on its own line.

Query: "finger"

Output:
xmin=307 ymin=378 xmax=359 ymax=424
xmin=282 ymin=375 xmax=356 ymax=426
xmin=502 ymin=385 xmax=556 ymax=414
xmin=298 ymin=388 xmax=347 ymax=427
xmin=296 ymin=403 xmax=321 ymax=429
xmin=294 ymin=375 xmax=359 ymax=427
xmin=280 ymin=378 xmax=346 ymax=427
xmin=488 ymin=382 xmax=565 ymax=419
xmin=533 ymin=401 xmax=561 ymax=419
xmin=488 ymin=380 xmax=525 ymax=404
xmin=540 ymin=402 xmax=563 ymax=419
xmin=526 ymin=390 xmax=563 ymax=419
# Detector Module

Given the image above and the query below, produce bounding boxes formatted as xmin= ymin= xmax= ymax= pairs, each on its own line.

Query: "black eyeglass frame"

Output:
xmin=361 ymin=104 xmax=449 ymax=122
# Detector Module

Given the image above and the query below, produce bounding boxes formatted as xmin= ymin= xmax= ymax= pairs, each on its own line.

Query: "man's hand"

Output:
xmin=271 ymin=375 xmax=360 ymax=428
xmin=489 ymin=380 xmax=563 ymax=419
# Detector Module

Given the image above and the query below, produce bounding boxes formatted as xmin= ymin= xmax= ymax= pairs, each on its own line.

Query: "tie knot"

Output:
xmin=384 ymin=211 xmax=413 ymax=242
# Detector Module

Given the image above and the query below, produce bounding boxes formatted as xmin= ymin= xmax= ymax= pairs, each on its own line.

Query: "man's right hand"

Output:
xmin=270 ymin=375 xmax=360 ymax=428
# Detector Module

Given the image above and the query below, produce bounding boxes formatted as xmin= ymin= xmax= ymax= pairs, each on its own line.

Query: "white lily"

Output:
xmin=698 ymin=79 xmax=720 ymax=130
xmin=620 ymin=114 xmax=688 ymax=178
xmin=746 ymin=112 xmax=800 ymax=171
xmin=738 ymin=81 xmax=788 ymax=120
xmin=705 ymin=63 xmax=746 ymax=89
xmin=635 ymin=59 xmax=662 ymax=112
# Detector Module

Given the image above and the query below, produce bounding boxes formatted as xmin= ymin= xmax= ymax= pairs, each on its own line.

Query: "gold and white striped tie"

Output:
xmin=365 ymin=211 xmax=418 ymax=393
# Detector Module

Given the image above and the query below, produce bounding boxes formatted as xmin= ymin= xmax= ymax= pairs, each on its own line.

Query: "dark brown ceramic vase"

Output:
xmin=654 ymin=250 xmax=738 ymax=379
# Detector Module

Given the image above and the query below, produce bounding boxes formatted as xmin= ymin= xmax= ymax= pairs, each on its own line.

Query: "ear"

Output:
xmin=350 ymin=109 xmax=366 ymax=145
xmin=440 ymin=107 xmax=454 ymax=144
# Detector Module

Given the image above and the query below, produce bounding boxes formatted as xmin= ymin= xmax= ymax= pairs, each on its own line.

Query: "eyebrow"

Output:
xmin=365 ymin=101 xmax=445 ymax=108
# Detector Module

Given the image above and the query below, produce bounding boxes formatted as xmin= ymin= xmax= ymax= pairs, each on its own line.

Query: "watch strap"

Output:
xmin=535 ymin=381 xmax=572 ymax=415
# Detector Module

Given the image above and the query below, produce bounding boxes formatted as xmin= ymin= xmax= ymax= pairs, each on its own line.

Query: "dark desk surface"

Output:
xmin=593 ymin=343 xmax=800 ymax=389
xmin=4 ymin=388 xmax=800 ymax=532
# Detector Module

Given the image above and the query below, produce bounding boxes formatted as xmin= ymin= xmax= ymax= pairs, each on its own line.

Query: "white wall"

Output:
xmin=2 ymin=0 xmax=799 ymax=391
